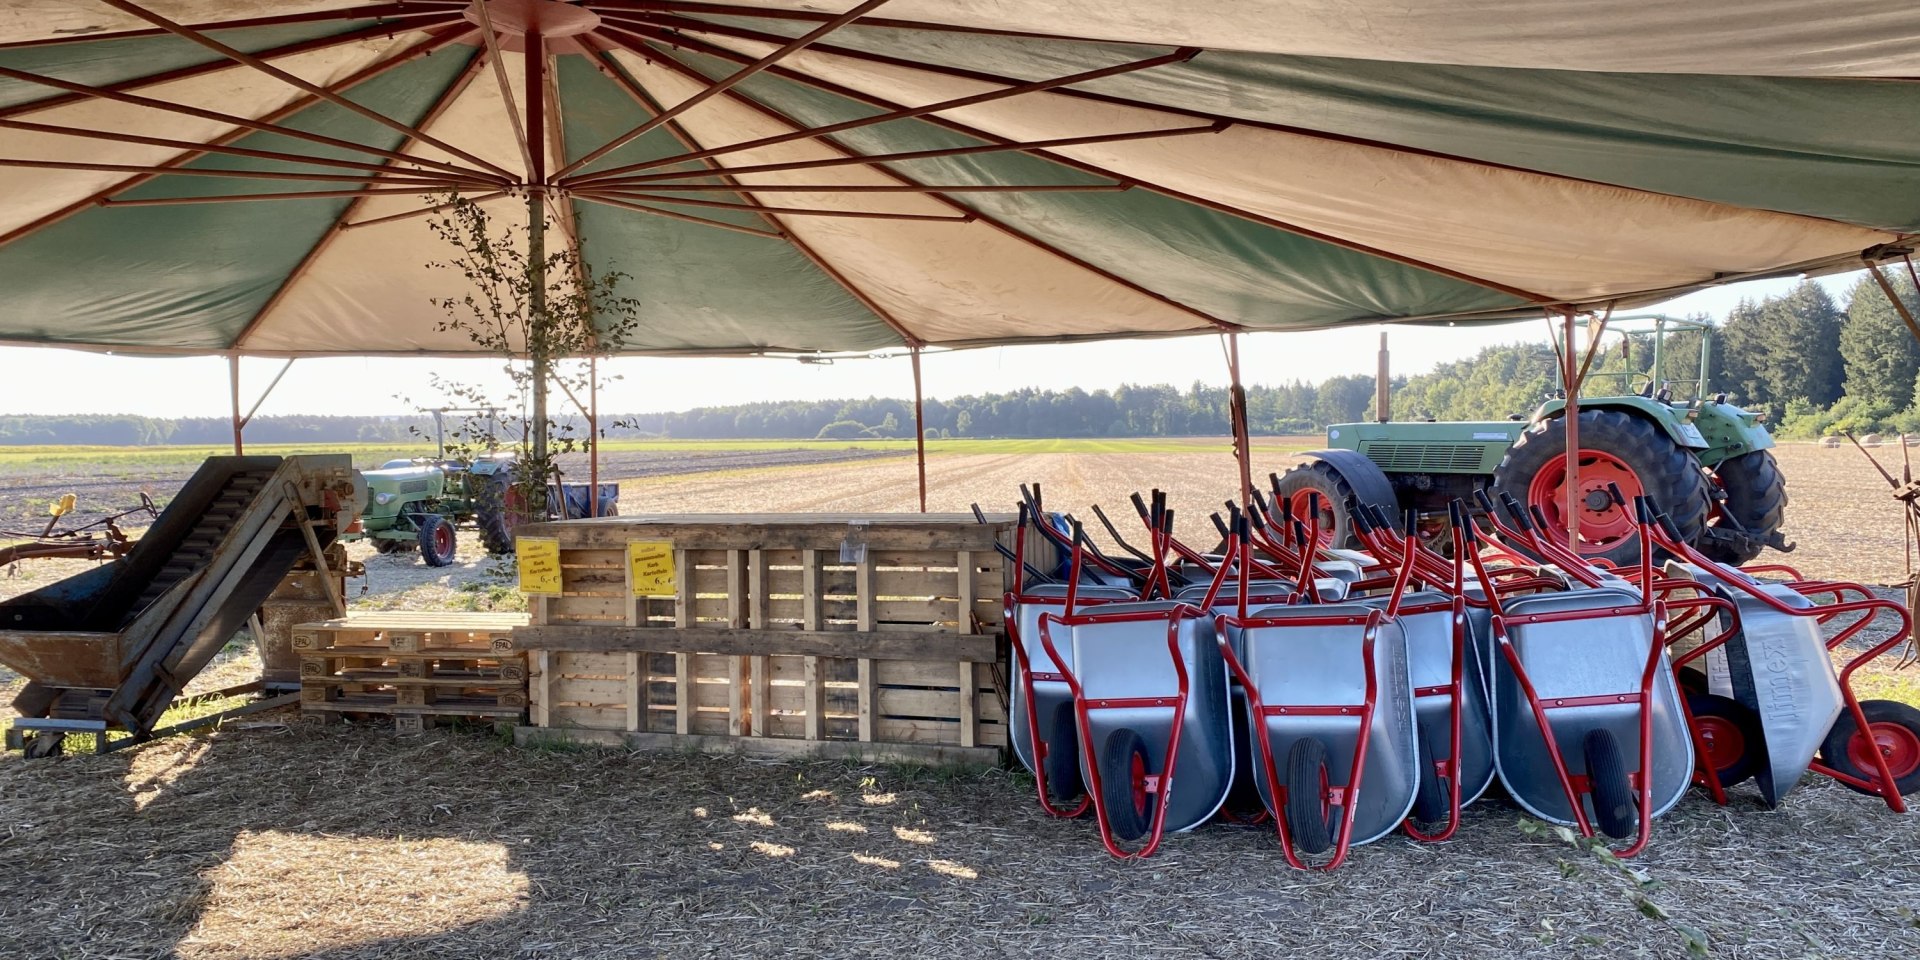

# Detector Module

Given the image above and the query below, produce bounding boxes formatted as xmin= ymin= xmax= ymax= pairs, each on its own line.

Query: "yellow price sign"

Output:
xmin=627 ymin=540 xmax=676 ymax=596
xmin=516 ymin=536 xmax=562 ymax=596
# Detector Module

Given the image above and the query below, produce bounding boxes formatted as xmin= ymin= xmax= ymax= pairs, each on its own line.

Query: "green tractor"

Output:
xmin=1277 ymin=315 xmax=1789 ymax=567
xmin=341 ymin=409 xmax=538 ymax=567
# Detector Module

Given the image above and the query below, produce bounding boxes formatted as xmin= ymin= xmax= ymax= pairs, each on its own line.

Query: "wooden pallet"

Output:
xmin=512 ymin=514 xmax=1036 ymax=764
xmin=294 ymin=612 xmax=530 ymax=734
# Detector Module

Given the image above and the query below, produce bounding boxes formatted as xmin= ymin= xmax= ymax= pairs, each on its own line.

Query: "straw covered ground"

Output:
xmin=2 ymin=439 xmax=1918 ymax=959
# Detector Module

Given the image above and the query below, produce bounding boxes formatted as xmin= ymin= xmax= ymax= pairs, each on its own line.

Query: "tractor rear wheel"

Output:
xmin=1272 ymin=455 xmax=1398 ymax=550
xmin=1491 ymin=409 xmax=1710 ymax=569
xmin=477 ymin=473 xmax=534 ymax=556
xmin=1700 ymin=451 xmax=1788 ymax=566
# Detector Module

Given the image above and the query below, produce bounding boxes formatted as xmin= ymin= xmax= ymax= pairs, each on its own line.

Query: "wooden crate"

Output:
xmin=293 ymin=612 xmax=530 ymax=734
xmin=512 ymin=513 xmax=1043 ymax=765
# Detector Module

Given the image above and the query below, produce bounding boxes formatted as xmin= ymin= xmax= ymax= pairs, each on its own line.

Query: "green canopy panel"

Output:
xmin=0 ymin=1 xmax=1911 ymax=357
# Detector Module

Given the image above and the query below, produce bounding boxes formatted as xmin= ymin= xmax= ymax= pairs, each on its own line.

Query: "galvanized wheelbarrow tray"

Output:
xmin=1005 ymin=581 xmax=1139 ymax=816
xmin=1216 ymin=603 xmax=1417 ymax=869
xmin=1489 ymin=586 xmax=1693 ymax=855
xmin=1038 ymin=600 xmax=1234 ymax=858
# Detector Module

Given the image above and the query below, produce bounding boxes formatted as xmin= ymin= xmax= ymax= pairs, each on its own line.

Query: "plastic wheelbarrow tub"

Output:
xmin=1053 ymin=600 xmax=1235 ymax=834
xmin=1491 ymin=588 xmax=1695 ymax=828
xmin=1358 ymin=590 xmax=1496 ymax=809
xmin=1006 ymin=583 xmax=1139 ymax=775
xmin=1676 ymin=565 xmax=1844 ymax=808
xmin=1227 ymin=603 xmax=1419 ymax=848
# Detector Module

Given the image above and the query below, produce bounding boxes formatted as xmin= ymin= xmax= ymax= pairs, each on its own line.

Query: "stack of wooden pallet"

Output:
xmin=292 ymin=612 xmax=529 ymax=735
xmin=509 ymin=513 xmax=1038 ymax=765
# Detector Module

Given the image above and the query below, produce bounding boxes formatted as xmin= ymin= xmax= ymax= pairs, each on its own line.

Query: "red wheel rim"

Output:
xmin=503 ymin=486 xmax=527 ymax=533
xmin=1695 ymin=716 xmax=1747 ymax=773
xmin=1287 ymin=491 xmax=1337 ymax=547
xmin=1849 ymin=721 xmax=1920 ymax=779
xmin=1129 ymin=750 xmax=1150 ymax=819
xmin=1525 ymin=449 xmax=1645 ymax=554
xmin=432 ymin=522 xmax=454 ymax=556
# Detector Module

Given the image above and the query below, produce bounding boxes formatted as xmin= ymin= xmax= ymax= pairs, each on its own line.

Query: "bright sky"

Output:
xmin=0 ymin=273 xmax=1859 ymax=420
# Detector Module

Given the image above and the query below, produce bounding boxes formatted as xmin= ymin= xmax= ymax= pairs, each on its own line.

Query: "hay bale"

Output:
xmin=1862 ymin=433 xmax=1883 ymax=446
xmin=1820 ymin=436 xmax=1842 ymax=448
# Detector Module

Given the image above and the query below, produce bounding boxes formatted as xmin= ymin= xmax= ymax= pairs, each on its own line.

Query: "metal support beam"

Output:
xmin=557 ymin=0 xmax=895 ymax=179
xmin=95 ymin=0 xmax=519 ymax=181
xmin=911 ymin=347 xmax=928 ymax=513
xmin=1866 ymin=256 xmax=1920 ymax=346
xmin=1562 ymin=309 xmax=1580 ymax=551
xmin=228 ymin=355 xmax=244 ymax=455
xmin=1224 ymin=333 xmax=1253 ymax=505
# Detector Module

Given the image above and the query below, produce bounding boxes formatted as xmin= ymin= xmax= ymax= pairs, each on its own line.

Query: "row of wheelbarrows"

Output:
xmin=987 ymin=481 xmax=1920 ymax=868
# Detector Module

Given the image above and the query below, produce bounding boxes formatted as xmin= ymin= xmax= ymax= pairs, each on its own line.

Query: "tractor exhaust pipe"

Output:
xmin=1376 ymin=330 xmax=1391 ymax=423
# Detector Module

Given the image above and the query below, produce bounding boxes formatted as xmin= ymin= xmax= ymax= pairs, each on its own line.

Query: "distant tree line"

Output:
xmin=1391 ymin=274 xmax=1920 ymax=439
xmin=0 ymin=414 xmax=432 ymax=446
xmin=7 ymin=273 xmax=1913 ymax=445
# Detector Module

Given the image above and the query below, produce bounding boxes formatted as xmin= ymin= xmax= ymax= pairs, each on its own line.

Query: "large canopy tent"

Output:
xmin=0 ymin=0 xmax=1916 ymax=534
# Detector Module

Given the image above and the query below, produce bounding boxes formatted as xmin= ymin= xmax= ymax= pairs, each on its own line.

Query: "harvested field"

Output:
xmin=0 ymin=444 xmax=901 ymax=526
xmin=2 ymin=438 xmax=1918 ymax=960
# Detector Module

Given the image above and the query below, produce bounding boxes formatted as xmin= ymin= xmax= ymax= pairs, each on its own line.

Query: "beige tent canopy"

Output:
xmin=0 ymin=0 xmax=1913 ymax=358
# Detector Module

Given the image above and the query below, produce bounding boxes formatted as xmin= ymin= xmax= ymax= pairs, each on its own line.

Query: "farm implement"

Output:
xmin=992 ymin=470 xmax=1919 ymax=866
xmin=0 ymin=456 xmax=364 ymax=756
xmin=0 ymin=492 xmax=158 ymax=570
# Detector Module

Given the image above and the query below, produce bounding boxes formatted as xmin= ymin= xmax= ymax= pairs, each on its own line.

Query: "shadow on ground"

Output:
xmin=3 ymin=720 xmax=1918 ymax=960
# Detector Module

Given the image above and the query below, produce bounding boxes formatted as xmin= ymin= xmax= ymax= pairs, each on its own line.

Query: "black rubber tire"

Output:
xmin=1041 ymin=701 xmax=1084 ymax=807
xmin=1582 ymin=728 xmax=1638 ymax=840
xmin=1099 ymin=728 xmax=1155 ymax=843
xmin=1687 ymin=693 xmax=1764 ymax=789
xmin=1283 ymin=737 xmax=1335 ymax=855
xmin=1410 ymin=720 xmax=1452 ymax=825
xmin=1272 ymin=459 xmax=1395 ymax=550
xmin=1818 ymin=699 xmax=1920 ymax=798
xmin=1677 ymin=666 xmax=1711 ymax=697
xmin=416 ymin=514 xmax=457 ymax=567
xmin=1700 ymin=450 xmax=1788 ymax=566
xmin=476 ymin=472 xmax=531 ymax=556
xmin=22 ymin=731 xmax=64 ymax=759
xmin=1491 ymin=409 xmax=1711 ymax=569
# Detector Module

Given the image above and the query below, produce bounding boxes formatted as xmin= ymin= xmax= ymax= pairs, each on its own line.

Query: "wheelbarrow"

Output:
xmin=1215 ymin=598 xmax=1418 ymax=869
xmin=1037 ymin=599 xmax=1234 ymax=858
xmin=1643 ymin=506 xmax=1920 ymax=811
xmin=1486 ymin=584 xmax=1694 ymax=854
xmin=1006 ymin=581 xmax=1140 ymax=816
xmin=1343 ymin=504 xmax=1496 ymax=841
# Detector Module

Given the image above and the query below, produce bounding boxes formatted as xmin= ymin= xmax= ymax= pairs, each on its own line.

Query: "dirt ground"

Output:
xmin=2 ymin=440 xmax=1918 ymax=959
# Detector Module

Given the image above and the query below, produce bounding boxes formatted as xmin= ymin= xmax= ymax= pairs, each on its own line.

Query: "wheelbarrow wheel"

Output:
xmin=1819 ymin=699 xmax=1920 ymax=797
xmin=1687 ymin=693 xmax=1763 ymax=789
xmin=1099 ymin=728 xmax=1155 ymax=842
xmin=1283 ymin=738 xmax=1335 ymax=855
xmin=1583 ymin=729 xmax=1638 ymax=840
xmin=1677 ymin=666 xmax=1710 ymax=697
xmin=1042 ymin=701 xmax=1085 ymax=808
xmin=1410 ymin=721 xmax=1452 ymax=826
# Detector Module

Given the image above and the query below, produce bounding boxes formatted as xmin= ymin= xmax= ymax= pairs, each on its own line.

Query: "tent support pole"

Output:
xmin=590 ymin=356 xmax=600 ymax=518
xmin=1562 ymin=309 xmax=1580 ymax=551
xmin=1226 ymin=333 xmax=1253 ymax=505
xmin=911 ymin=347 xmax=928 ymax=514
xmin=527 ymin=24 xmax=550 ymax=473
xmin=229 ymin=355 xmax=244 ymax=455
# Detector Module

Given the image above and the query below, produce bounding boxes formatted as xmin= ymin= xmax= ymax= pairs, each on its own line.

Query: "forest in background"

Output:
xmin=4 ymin=273 xmax=1913 ymax=445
